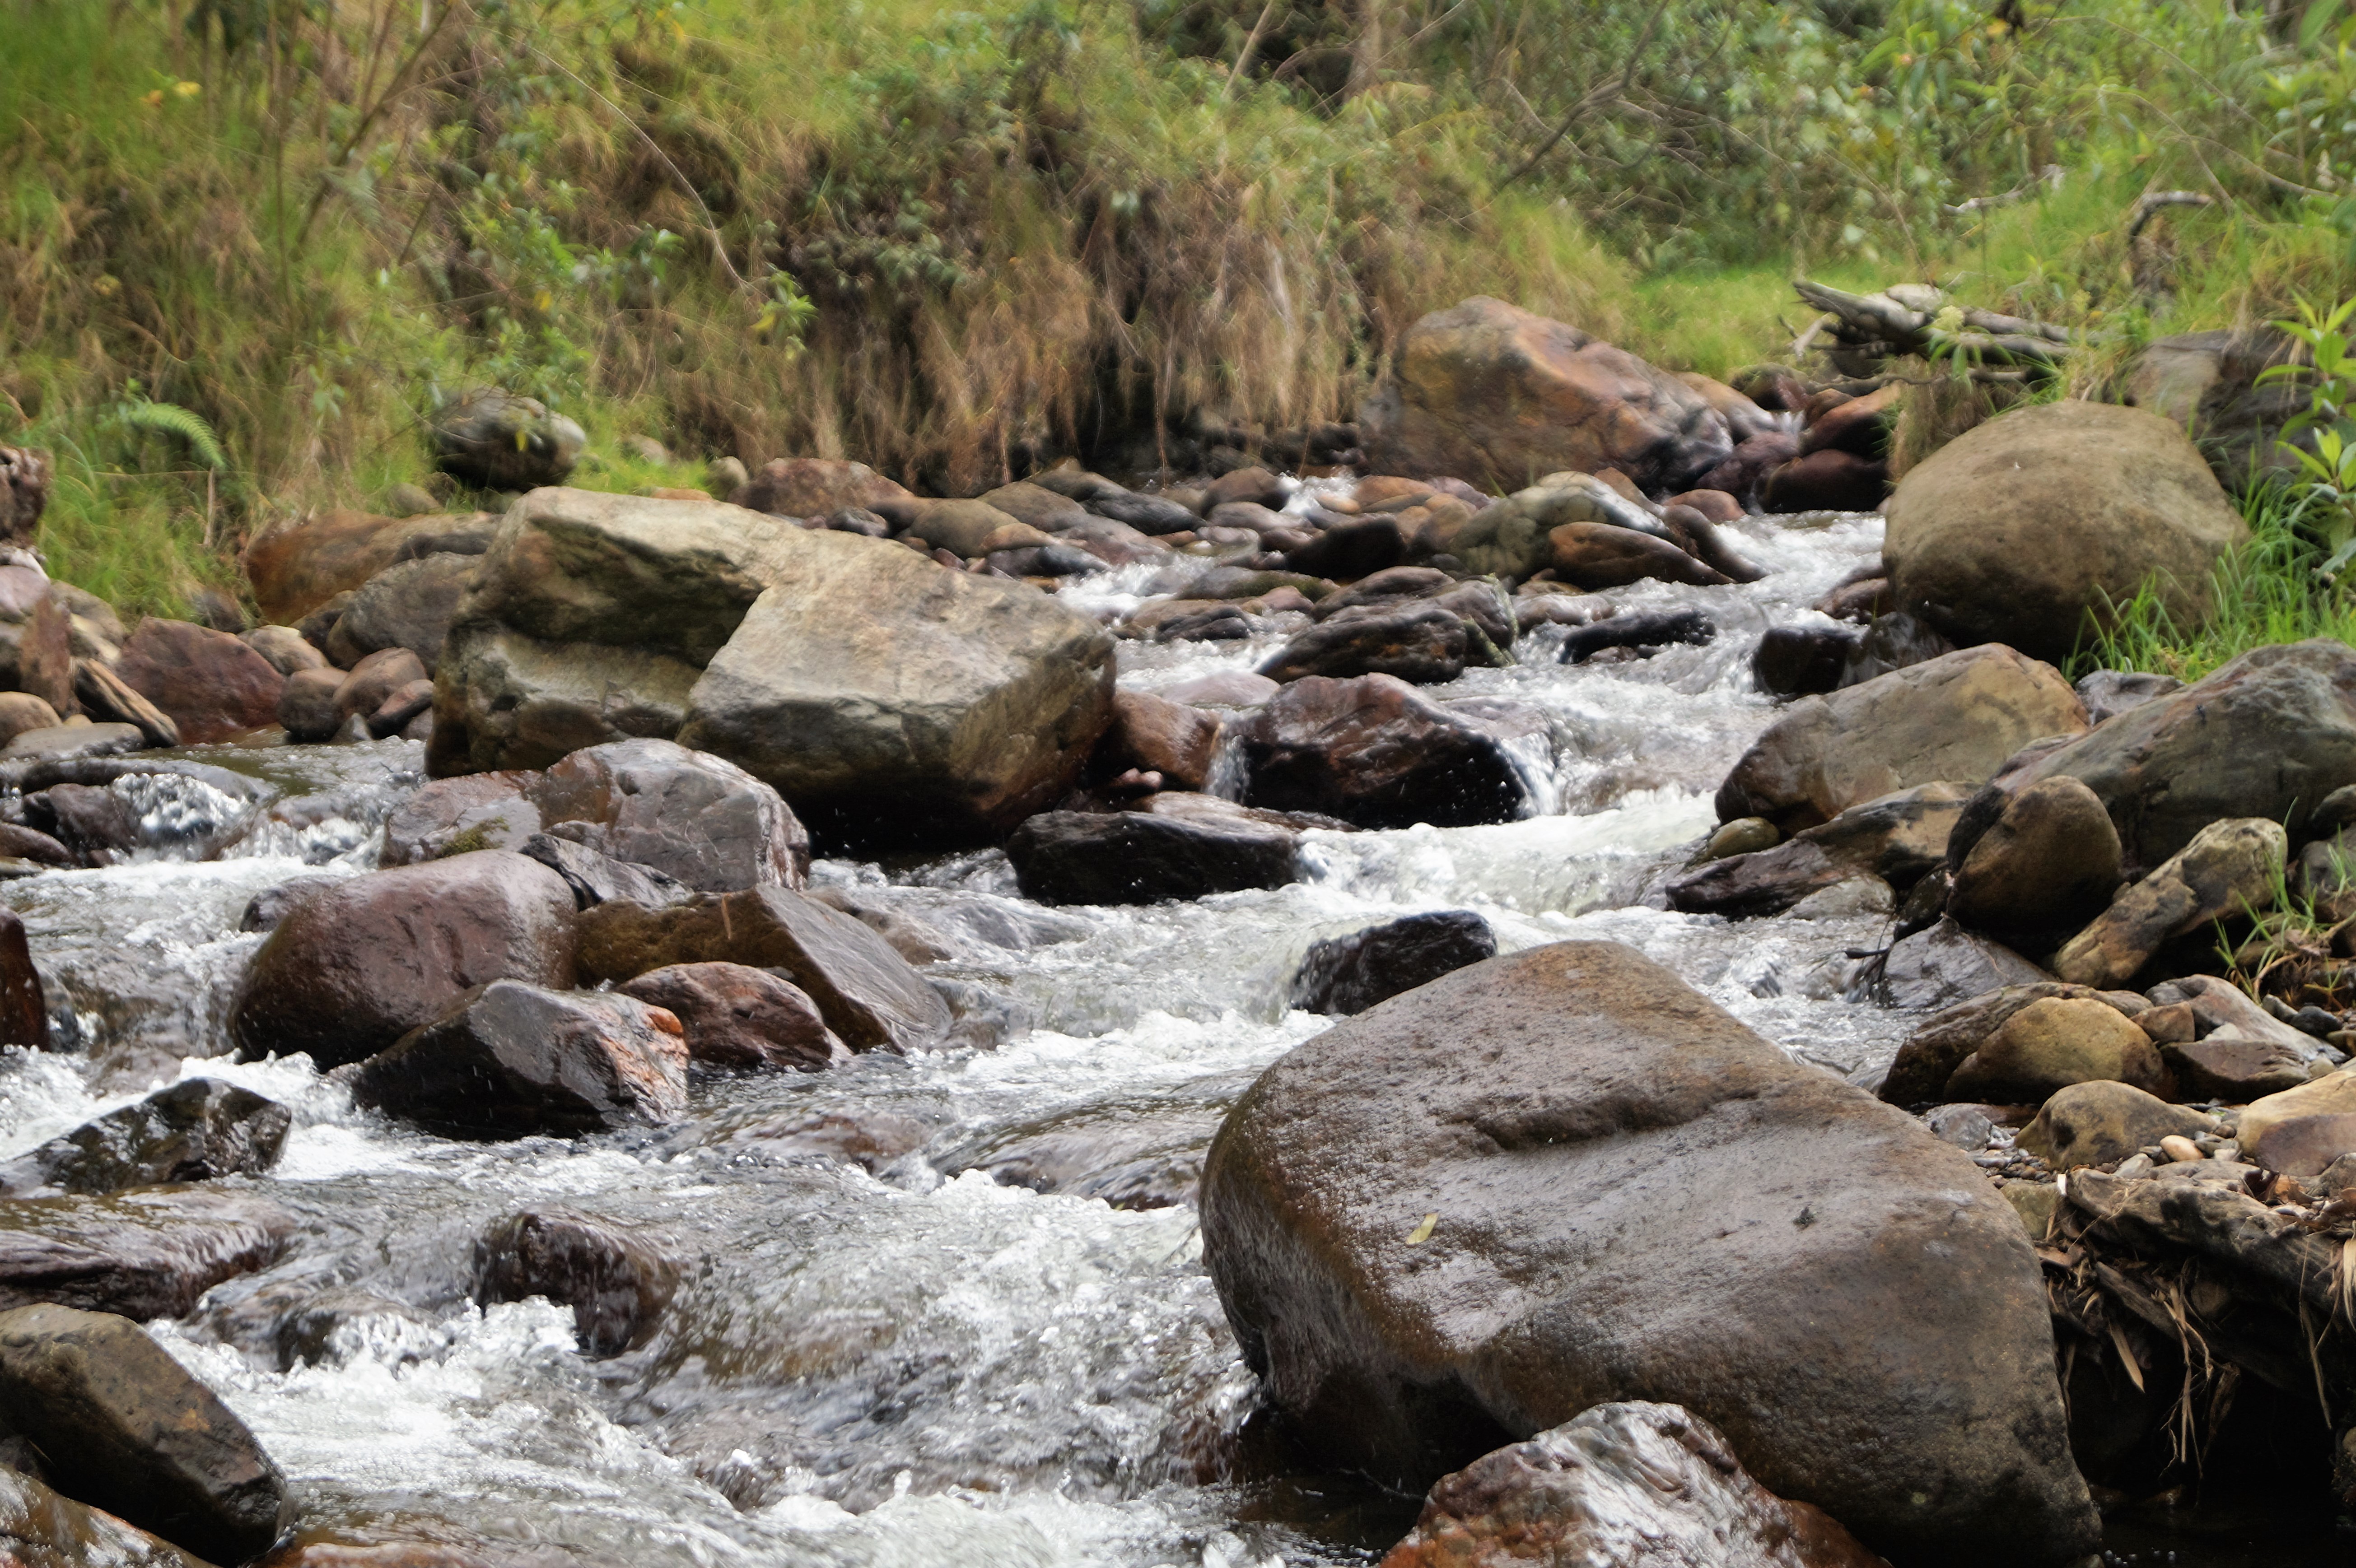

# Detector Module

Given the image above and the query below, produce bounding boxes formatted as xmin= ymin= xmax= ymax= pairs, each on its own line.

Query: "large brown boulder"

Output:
xmin=527 ymin=737 xmax=808 ymax=891
xmin=114 ymin=619 xmax=285 ymax=744
xmin=1200 ymin=941 xmax=2096 ymax=1566
xmin=242 ymin=509 xmax=488 ymax=626
xmin=1716 ymin=645 xmax=2087 ymax=832
xmin=228 ymin=850 xmax=579 ymax=1067
xmin=1359 ymin=298 xmax=1733 ymax=496
xmin=1982 ymin=639 xmax=2356 ymax=870
xmin=432 ymin=489 xmax=1115 ymax=848
xmin=1883 ymin=400 xmax=2247 ymax=662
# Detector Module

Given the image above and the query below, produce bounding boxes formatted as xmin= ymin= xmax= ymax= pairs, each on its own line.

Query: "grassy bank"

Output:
xmin=7 ymin=0 xmax=2356 ymax=620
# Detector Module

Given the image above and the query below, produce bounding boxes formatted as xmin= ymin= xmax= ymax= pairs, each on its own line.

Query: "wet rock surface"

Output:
xmin=616 ymin=962 xmax=845 ymax=1071
xmin=0 ymin=1079 xmax=289 ymax=1197
xmin=1202 ymin=941 xmax=2097 ymax=1565
xmin=1005 ymin=800 xmax=1303 ymax=905
xmin=0 ymin=1302 xmax=290 ymax=1563
xmin=0 ymin=1189 xmax=294 ymax=1322
xmin=1288 ymin=910 xmax=1496 ymax=1015
xmin=1378 ymin=1400 xmax=1887 ymax=1568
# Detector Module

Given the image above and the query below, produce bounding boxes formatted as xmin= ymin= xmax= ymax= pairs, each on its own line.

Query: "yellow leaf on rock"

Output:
xmin=1406 ymin=1213 xmax=1437 ymax=1244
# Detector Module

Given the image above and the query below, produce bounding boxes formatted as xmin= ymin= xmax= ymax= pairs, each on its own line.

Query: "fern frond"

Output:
xmin=113 ymin=400 xmax=229 ymax=472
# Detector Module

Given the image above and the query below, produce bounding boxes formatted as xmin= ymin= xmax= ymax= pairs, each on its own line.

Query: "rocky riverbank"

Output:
xmin=0 ymin=297 xmax=2350 ymax=1567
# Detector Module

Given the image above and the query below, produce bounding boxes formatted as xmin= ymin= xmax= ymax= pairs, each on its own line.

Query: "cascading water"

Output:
xmin=0 ymin=509 xmax=2327 ymax=1566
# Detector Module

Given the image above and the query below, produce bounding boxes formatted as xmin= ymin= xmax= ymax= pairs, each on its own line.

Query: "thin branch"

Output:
xmin=1222 ymin=1 xmax=1278 ymax=102
xmin=1495 ymin=6 xmax=1667 ymax=193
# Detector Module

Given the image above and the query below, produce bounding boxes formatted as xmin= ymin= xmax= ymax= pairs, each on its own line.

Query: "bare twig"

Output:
xmin=2127 ymin=190 xmax=2216 ymax=243
xmin=1495 ymin=5 xmax=1668 ymax=193
xmin=1222 ymin=1 xmax=1278 ymax=102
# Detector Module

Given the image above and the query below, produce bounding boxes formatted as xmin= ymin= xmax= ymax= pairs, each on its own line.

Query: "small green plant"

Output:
xmin=108 ymin=391 xmax=230 ymax=476
xmin=2256 ymin=295 xmax=2356 ymax=578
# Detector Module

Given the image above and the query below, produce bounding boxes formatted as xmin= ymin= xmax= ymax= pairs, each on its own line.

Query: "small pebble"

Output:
xmin=2159 ymin=1135 xmax=2203 ymax=1163
xmin=2114 ymin=1153 xmax=2155 ymax=1178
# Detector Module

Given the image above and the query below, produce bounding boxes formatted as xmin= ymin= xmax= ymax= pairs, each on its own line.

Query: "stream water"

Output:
xmin=0 ymin=507 xmax=2338 ymax=1565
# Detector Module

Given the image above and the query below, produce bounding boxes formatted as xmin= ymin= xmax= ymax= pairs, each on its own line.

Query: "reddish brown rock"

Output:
xmin=618 ymin=962 xmax=844 ymax=1070
xmin=729 ymin=458 xmax=911 ymax=520
xmin=333 ymin=647 xmax=426 ymax=722
xmin=1549 ymin=521 xmax=1730 ymax=589
xmin=18 ymin=588 xmax=75 ymax=717
xmin=1240 ymin=674 xmax=1529 ymax=829
xmin=473 ymin=1207 xmax=679 ymax=1357
xmin=0 ymin=1189 xmax=295 ymax=1321
xmin=242 ymin=510 xmax=483 ymax=626
xmin=1800 ymin=380 xmax=1902 ymax=459
xmin=1761 ymin=449 xmax=1888 ymax=513
xmin=1380 ymin=1401 xmax=1885 ymax=1568
xmin=229 ymin=851 xmax=579 ymax=1067
xmin=1093 ymin=691 xmax=1221 ymax=793
xmin=114 ymin=619 xmax=284 ymax=743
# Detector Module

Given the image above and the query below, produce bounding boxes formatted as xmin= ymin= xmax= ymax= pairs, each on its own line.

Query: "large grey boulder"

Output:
xmin=1981 ymin=639 xmax=2356 ymax=870
xmin=1717 ymin=644 xmax=2087 ymax=832
xmin=430 ymin=390 xmax=584 ymax=490
xmin=1883 ymin=400 xmax=2247 ymax=662
xmin=1201 ymin=941 xmax=2097 ymax=1566
xmin=324 ymin=550 xmax=478 ymax=671
xmin=432 ymin=490 xmax=1115 ymax=847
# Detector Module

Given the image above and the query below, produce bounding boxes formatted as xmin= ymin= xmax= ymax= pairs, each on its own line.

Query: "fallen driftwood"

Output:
xmin=1793 ymin=278 xmax=2073 ymax=372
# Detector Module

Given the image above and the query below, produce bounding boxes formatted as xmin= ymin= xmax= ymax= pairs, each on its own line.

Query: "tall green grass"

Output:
xmin=2076 ymin=481 xmax=2356 ymax=681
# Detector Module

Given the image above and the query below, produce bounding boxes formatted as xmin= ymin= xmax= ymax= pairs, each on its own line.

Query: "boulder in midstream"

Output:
xmin=0 ymin=1079 xmax=289 ymax=1197
xmin=617 ymin=962 xmax=846 ymax=1071
xmin=473 ymin=1206 xmax=681 ymax=1357
xmin=1005 ymin=797 xmax=1303 ymax=906
xmin=1200 ymin=941 xmax=2097 ymax=1566
xmin=0 ymin=1189 xmax=295 ymax=1321
xmin=1289 ymin=911 xmax=1497 ymax=1015
xmin=1239 ymin=674 xmax=1530 ymax=829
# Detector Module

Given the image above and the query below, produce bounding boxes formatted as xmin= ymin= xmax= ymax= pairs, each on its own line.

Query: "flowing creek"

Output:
xmin=0 ymin=506 xmax=2336 ymax=1565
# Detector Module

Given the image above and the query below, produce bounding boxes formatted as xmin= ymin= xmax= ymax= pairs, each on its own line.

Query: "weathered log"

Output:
xmin=1793 ymin=278 xmax=2072 ymax=370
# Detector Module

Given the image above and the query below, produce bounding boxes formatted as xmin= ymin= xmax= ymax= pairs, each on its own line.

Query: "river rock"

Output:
xmin=25 ymin=783 xmax=139 ymax=862
xmin=2051 ymin=818 xmax=2286 ymax=988
xmin=2074 ymin=668 xmax=2183 ymax=726
xmin=474 ymin=1206 xmax=680 ymax=1357
xmin=514 ymin=833 xmax=689 ymax=912
xmin=1716 ymin=645 xmax=2087 ymax=832
xmin=323 ymin=551 xmax=476 ymax=671
xmin=0 ymin=692 xmax=59 ymax=749
xmin=229 ymin=850 xmax=579 ymax=1068
xmin=1992 ymin=641 xmax=2356 ymax=869
xmin=0 ymin=1463 xmax=210 ymax=1568
xmin=2146 ymin=973 xmax=2330 ymax=1059
xmin=380 ymin=772 xmax=543 ymax=862
xmin=1257 ymin=604 xmax=1474 ymax=686
xmin=1240 ymin=674 xmax=1529 ymax=829
xmin=0 ymin=447 xmax=47 ymax=547
xmin=1092 ymin=691 xmax=1220 ymax=793
xmin=0 ymin=723 xmax=144 ymax=763
xmin=1006 ymin=798 xmax=1302 ymax=905
xmin=617 ymin=962 xmax=845 ymax=1071
xmin=1667 ymin=782 xmax=1966 ymax=919
xmin=431 ymin=625 xmax=703 ymax=772
xmin=531 ymin=738 xmax=808 ymax=891
xmin=1557 ymin=607 xmax=1715 ymax=665
xmin=1201 ymin=941 xmax=2095 ymax=1563
xmin=1289 ymin=911 xmax=1496 ymax=1015
xmin=1283 ymin=516 xmax=1406 ymax=581
xmin=0 ymin=1189 xmax=294 ymax=1320
xmin=275 ymin=666 xmax=345 ymax=742
xmin=2236 ymin=1070 xmax=2356 ymax=1169
xmin=676 ymin=544 xmax=1114 ymax=846
xmin=2017 ymin=1081 xmax=2218 ymax=1169
xmin=112 ymin=619 xmax=284 ymax=744
xmin=1358 ymin=298 xmax=1732 ymax=496
xmin=239 ymin=625 xmax=329 ymax=677
xmin=977 ymin=481 xmax=1089 ymax=533
xmin=1947 ymin=775 xmax=2123 ymax=947
xmin=351 ymin=981 xmax=688 ymax=1138
xmin=0 ymin=1079 xmax=289 ymax=1198
xmin=1876 ymin=917 xmax=2052 ymax=1010
xmin=242 ymin=509 xmax=487 ymax=625
xmin=0 ymin=1302 xmax=291 ymax=1563
xmin=1944 ymin=996 xmax=2170 ymax=1103
xmin=574 ymin=887 xmax=951 ymax=1053
xmin=894 ymin=498 xmax=1026 ymax=557
xmin=1548 ymin=521 xmax=1729 ymax=589
xmin=1882 ymin=400 xmax=2247 ymax=662
xmin=1880 ymin=983 xmax=2131 ymax=1106
xmin=430 ymin=391 xmax=584 ymax=490
xmin=2162 ymin=1034 xmax=2314 ymax=1101
xmin=367 ymin=678 xmax=435 ymax=738
xmin=73 ymin=661 xmax=179 ymax=748
xmin=1760 ymin=449 xmax=1886 ymax=512
xmin=1378 ymin=1400 xmax=1885 ymax=1568
xmin=729 ymin=460 xmax=905 ymax=521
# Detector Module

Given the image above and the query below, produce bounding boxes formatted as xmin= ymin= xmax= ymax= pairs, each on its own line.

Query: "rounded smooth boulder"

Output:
xmin=1200 ymin=940 xmax=2098 ymax=1567
xmin=228 ymin=850 xmax=578 ymax=1067
xmin=1884 ymin=400 xmax=2246 ymax=663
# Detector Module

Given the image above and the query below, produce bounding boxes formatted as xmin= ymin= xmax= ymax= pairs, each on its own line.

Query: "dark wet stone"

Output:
xmin=0 ymin=1080 xmax=290 ymax=1197
xmin=0 ymin=1301 xmax=292 ymax=1563
xmin=516 ymin=833 xmax=694 ymax=912
xmin=474 ymin=1207 xmax=679 ymax=1358
xmin=0 ymin=1462 xmax=210 ymax=1567
xmin=617 ymin=962 xmax=844 ymax=1072
xmin=1005 ymin=800 xmax=1301 ymax=906
xmin=1289 ymin=911 xmax=1497 ymax=1015
xmin=0 ymin=1189 xmax=295 ymax=1321
xmin=1557 ymin=608 xmax=1714 ymax=665
xmin=1240 ymin=674 xmax=1529 ymax=830
xmin=0 ymin=907 xmax=47 ymax=1050
xmin=350 ymin=981 xmax=689 ymax=1140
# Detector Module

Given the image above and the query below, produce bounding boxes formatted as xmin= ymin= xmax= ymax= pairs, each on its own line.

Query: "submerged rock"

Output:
xmin=0 ymin=1302 xmax=292 ymax=1563
xmin=1201 ymin=941 xmax=2097 ymax=1564
xmin=0 ymin=1079 xmax=290 ymax=1197
xmin=1379 ymin=1401 xmax=1885 ymax=1568
xmin=0 ymin=1189 xmax=294 ymax=1321
xmin=474 ymin=1206 xmax=679 ymax=1358
xmin=1289 ymin=911 xmax=1497 ymax=1015
xmin=350 ymin=981 xmax=689 ymax=1139
xmin=229 ymin=850 xmax=579 ymax=1068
